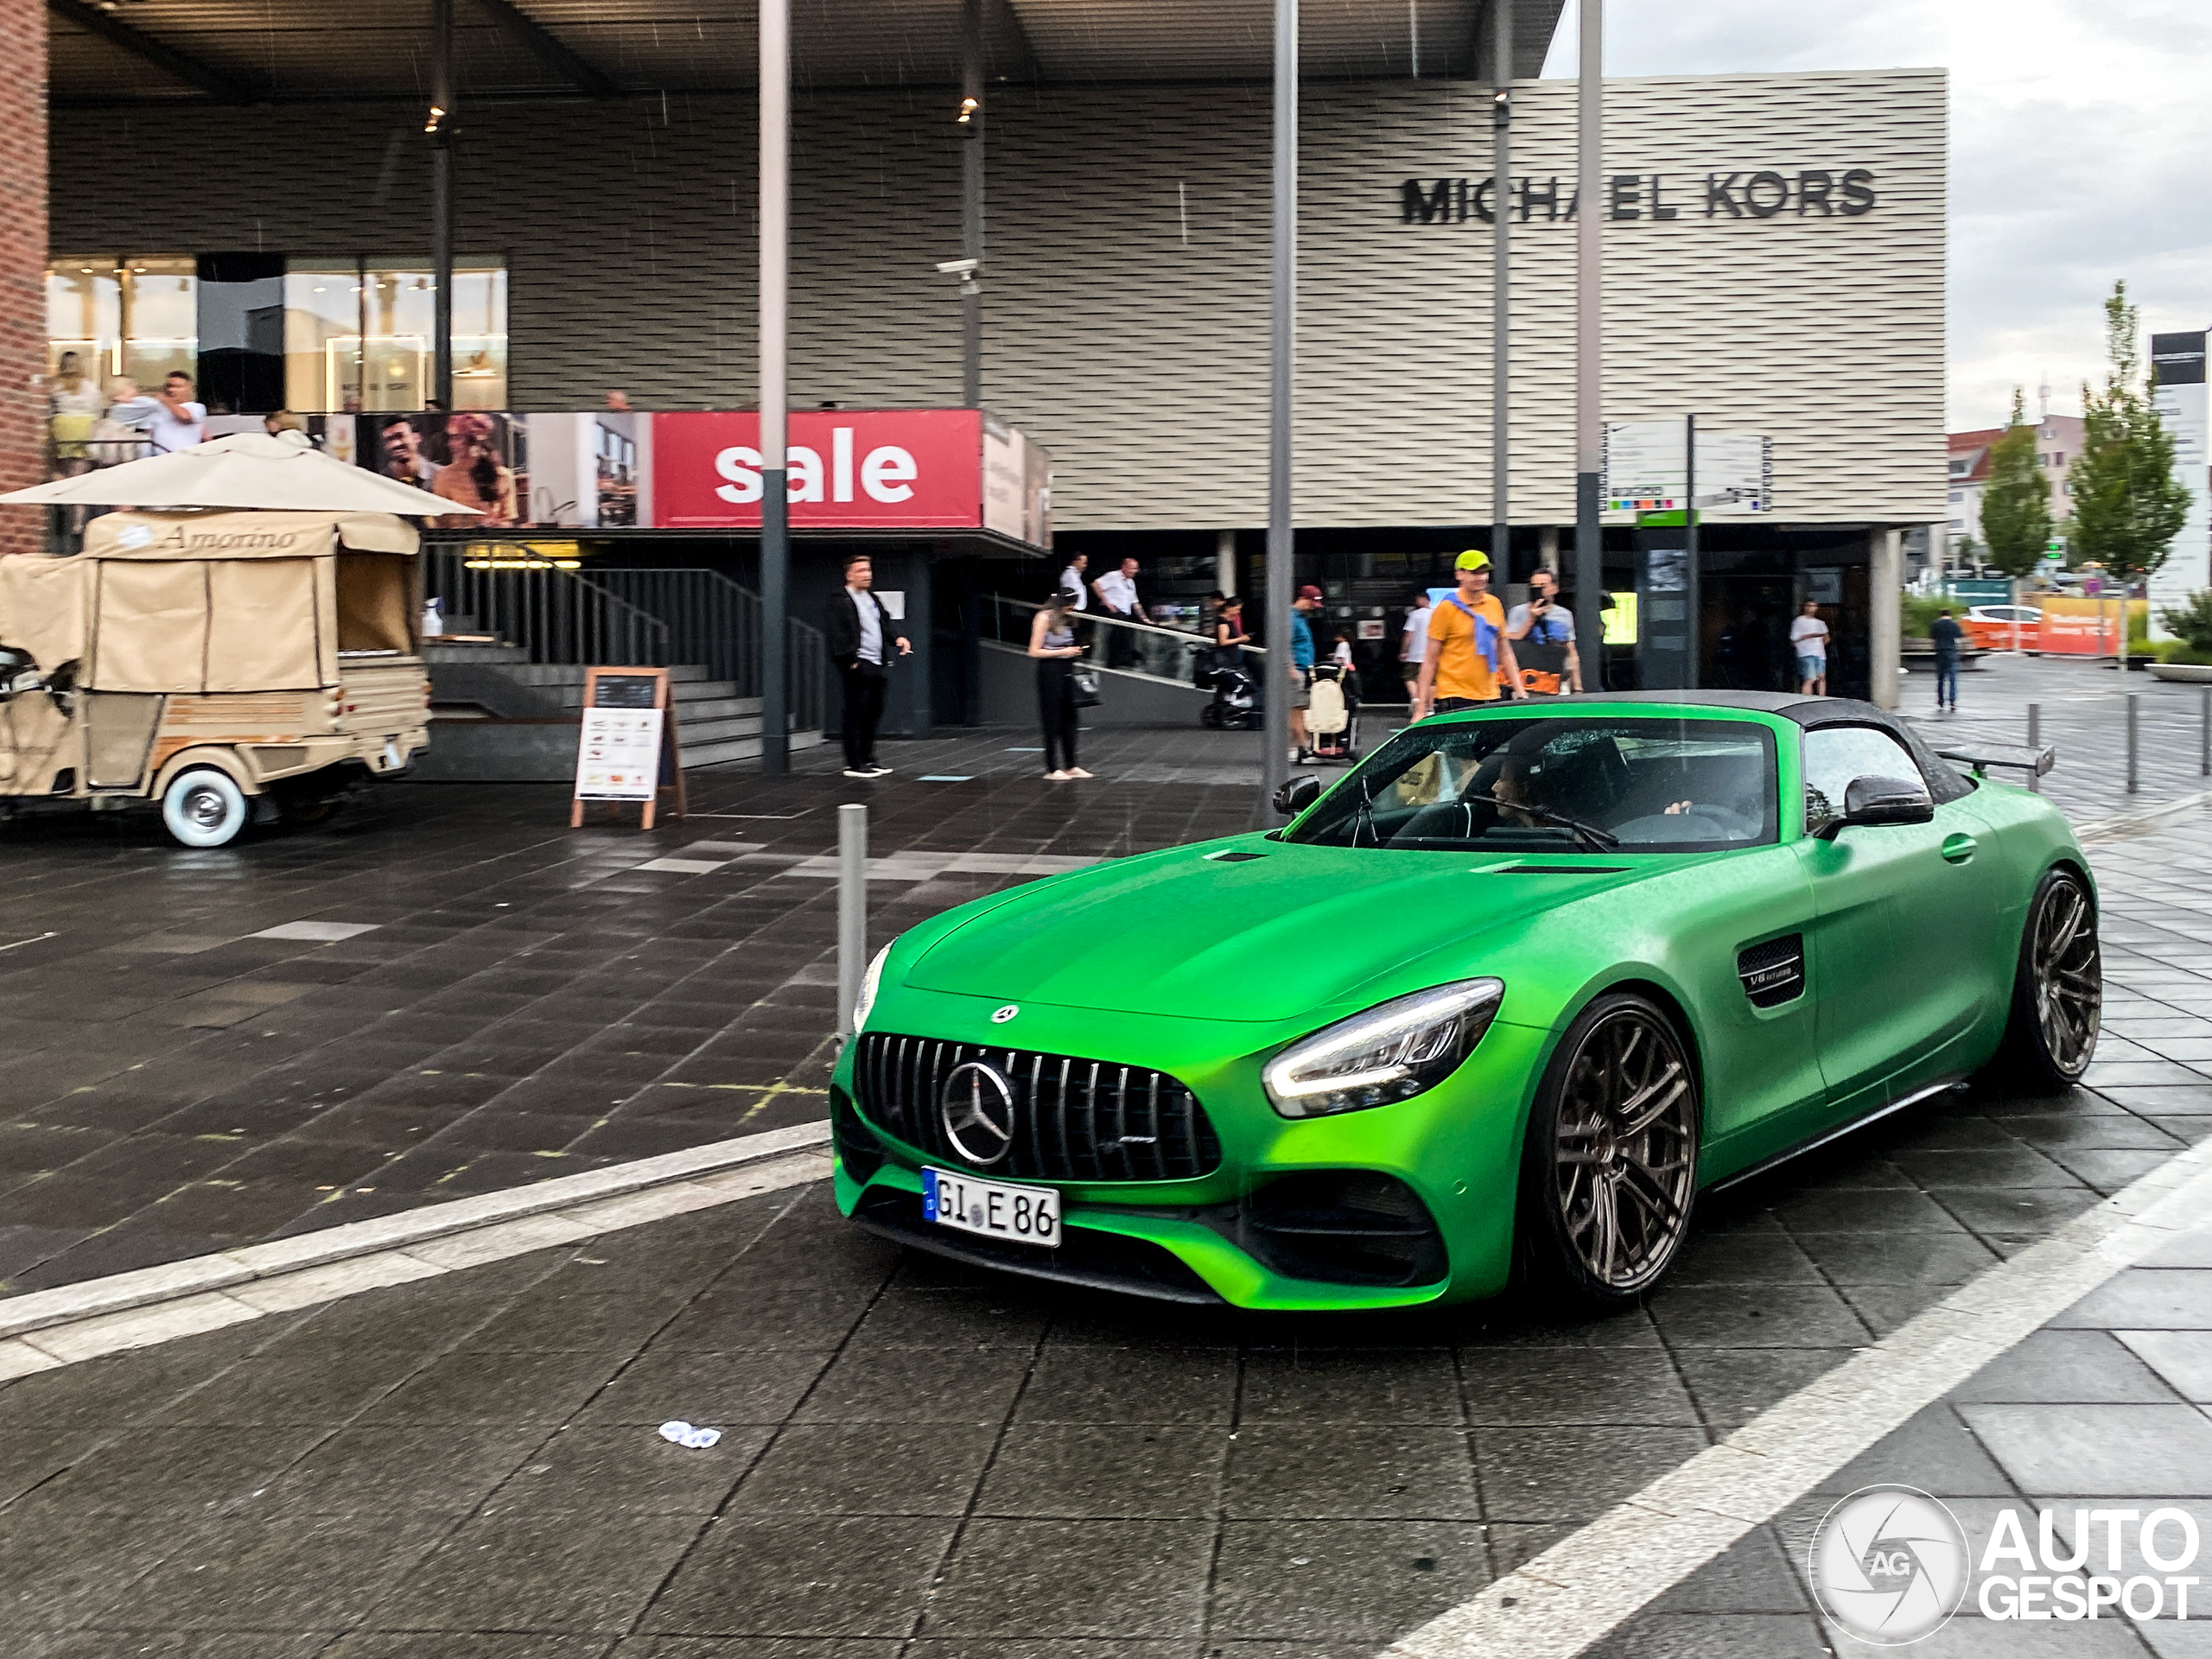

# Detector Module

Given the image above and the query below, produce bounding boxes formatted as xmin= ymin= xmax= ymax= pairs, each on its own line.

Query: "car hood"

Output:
xmin=902 ymin=840 xmax=1652 ymax=1022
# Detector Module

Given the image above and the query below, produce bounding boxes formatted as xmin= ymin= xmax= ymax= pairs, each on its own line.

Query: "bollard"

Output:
xmin=836 ymin=801 xmax=868 ymax=1038
xmin=2026 ymin=703 xmax=2041 ymax=794
xmin=2126 ymin=694 xmax=2139 ymax=795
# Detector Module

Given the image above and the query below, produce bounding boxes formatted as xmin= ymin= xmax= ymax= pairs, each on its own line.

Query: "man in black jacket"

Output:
xmin=825 ymin=554 xmax=910 ymax=778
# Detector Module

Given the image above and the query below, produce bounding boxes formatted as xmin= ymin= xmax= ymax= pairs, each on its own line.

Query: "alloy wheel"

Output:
xmin=2031 ymin=874 xmax=2101 ymax=1077
xmin=1551 ymin=1007 xmax=1698 ymax=1292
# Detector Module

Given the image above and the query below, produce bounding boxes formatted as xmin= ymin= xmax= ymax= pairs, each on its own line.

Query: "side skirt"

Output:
xmin=1705 ymin=1076 xmax=1967 ymax=1197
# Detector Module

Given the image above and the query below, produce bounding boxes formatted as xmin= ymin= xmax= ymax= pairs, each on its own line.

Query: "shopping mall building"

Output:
xmin=12 ymin=0 xmax=1946 ymax=728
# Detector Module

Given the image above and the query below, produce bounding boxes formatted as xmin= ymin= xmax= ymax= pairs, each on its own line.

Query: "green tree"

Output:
xmin=1980 ymin=388 xmax=2052 ymax=582
xmin=2071 ymin=281 xmax=2191 ymax=662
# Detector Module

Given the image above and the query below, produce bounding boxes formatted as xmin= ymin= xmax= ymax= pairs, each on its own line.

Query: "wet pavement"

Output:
xmin=2 ymin=660 xmax=2209 ymax=1656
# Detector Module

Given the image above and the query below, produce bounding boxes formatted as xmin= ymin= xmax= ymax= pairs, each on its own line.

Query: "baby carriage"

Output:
xmin=1306 ymin=662 xmax=1357 ymax=762
xmin=1199 ymin=658 xmax=1263 ymax=729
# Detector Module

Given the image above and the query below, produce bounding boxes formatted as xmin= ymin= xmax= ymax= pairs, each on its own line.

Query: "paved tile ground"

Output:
xmin=3 ymin=654 xmax=2211 ymax=1656
xmin=0 ymin=741 xmax=1252 ymax=1295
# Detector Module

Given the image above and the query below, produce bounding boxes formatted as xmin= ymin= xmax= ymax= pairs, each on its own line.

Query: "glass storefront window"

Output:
xmin=47 ymin=252 xmax=505 ymax=416
xmin=45 ymin=255 xmax=196 ymax=397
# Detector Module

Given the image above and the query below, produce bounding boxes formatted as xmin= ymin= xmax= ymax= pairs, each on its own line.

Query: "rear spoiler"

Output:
xmin=1936 ymin=741 xmax=2055 ymax=778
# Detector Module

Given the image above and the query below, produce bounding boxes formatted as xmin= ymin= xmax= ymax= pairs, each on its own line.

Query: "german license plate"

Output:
xmin=923 ymin=1166 xmax=1060 ymax=1249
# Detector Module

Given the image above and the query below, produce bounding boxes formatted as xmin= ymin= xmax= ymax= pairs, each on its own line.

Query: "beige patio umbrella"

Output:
xmin=0 ymin=429 xmax=480 ymax=515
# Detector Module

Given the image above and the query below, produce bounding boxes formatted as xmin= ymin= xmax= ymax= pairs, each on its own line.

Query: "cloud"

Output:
xmin=1543 ymin=0 xmax=2212 ymax=428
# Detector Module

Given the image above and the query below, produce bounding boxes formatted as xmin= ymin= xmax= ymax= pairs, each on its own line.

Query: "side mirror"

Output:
xmin=1273 ymin=773 xmax=1323 ymax=817
xmin=1821 ymin=774 xmax=1934 ymax=836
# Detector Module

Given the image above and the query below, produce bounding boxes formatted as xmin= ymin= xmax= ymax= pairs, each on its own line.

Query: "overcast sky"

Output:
xmin=1540 ymin=0 xmax=2212 ymax=432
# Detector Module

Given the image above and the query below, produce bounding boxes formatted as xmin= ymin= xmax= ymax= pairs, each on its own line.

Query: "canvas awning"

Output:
xmin=77 ymin=508 xmax=421 ymax=559
xmin=0 ymin=431 xmax=474 ymax=516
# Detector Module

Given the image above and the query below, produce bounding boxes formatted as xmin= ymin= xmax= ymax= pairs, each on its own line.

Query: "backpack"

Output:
xmin=1307 ymin=673 xmax=1349 ymax=734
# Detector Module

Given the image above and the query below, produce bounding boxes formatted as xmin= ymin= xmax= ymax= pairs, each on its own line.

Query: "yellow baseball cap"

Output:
xmin=1453 ymin=549 xmax=1491 ymax=572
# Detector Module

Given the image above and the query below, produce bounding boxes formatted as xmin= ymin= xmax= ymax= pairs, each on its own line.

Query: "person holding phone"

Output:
xmin=1029 ymin=588 xmax=1092 ymax=780
xmin=1506 ymin=568 xmax=1581 ymax=696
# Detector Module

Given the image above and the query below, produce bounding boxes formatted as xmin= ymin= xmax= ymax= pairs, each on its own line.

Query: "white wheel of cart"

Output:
xmin=160 ymin=767 xmax=249 ymax=849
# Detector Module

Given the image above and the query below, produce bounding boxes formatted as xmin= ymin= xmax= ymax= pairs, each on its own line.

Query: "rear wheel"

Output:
xmin=1516 ymin=992 xmax=1700 ymax=1310
xmin=1999 ymin=866 xmax=2101 ymax=1090
xmin=160 ymin=767 xmax=249 ymax=849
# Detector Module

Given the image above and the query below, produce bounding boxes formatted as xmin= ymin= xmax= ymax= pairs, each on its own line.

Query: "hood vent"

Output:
xmin=1738 ymin=933 xmax=1806 ymax=1007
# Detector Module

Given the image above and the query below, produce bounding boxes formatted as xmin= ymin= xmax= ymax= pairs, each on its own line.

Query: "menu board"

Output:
xmin=569 ymin=665 xmax=685 ymax=828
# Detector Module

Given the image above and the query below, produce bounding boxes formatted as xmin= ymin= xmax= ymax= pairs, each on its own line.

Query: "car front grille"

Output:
xmin=853 ymin=1032 xmax=1224 ymax=1181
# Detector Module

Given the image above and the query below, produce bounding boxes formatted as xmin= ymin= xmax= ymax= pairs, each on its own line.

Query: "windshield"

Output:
xmin=1285 ymin=715 xmax=1779 ymax=854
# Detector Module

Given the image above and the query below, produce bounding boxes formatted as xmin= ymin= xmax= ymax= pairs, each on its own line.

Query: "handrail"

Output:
xmin=982 ymin=593 xmax=1265 ymax=689
xmin=423 ymin=543 xmax=671 ymax=668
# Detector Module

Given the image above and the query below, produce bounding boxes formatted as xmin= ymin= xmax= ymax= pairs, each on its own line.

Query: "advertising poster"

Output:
xmin=363 ymin=411 xmax=526 ymax=530
xmin=2151 ymin=331 xmax=2209 ymax=640
xmin=574 ymin=706 xmax=664 ymax=800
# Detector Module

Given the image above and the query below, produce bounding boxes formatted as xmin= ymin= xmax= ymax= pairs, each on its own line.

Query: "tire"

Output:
xmin=160 ymin=767 xmax=249 ymax=849
xmin=1998 ymin=866 xmax=2102 ymax=1091
xmin=1516 ymin=991 xmax=1701 ymax=1311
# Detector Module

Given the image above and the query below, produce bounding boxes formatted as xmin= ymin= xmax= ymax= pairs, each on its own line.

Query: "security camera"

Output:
xmin=935 ymin=258 xmax=980 ymax=276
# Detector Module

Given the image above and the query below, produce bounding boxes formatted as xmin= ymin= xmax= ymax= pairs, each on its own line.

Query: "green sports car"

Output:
xmin=830 ymin=692 xmax=2100 ymax=1312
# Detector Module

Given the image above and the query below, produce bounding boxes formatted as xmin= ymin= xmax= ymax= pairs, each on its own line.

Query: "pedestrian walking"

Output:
xmin=1506 ymin=568 xmax=1581 ymax=696
xmin=825 ymin=553 xmax=911 ymax=779
xmin=1057 ymin=552 xmax=1090 ymax=611
xmin=1414 ymin=550 xmax=1522 ymax=715
xmin=1790 ymin=599 xmax=1831 ymax=696
xmin=1029 ymin=588 xmax=1092 ymax=779
xmin=1929 ymin=607 xmax=1964 ymax=713
xmin=1093 ymin=555 xmax=1147 ymax=668
xmin=1400 ymin=589 xmax=1433 ymax=715
xmin=1287 ymin=585 xmax=1323 ymax=763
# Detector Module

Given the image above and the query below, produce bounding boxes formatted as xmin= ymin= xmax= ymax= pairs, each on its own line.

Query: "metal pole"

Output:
xmin=429 ymin=0 xmax=454 ymax=410
xmin=2027 ymin=702 xmax=2041 ymax=794
xmin=2201 ymin=686 xmax=2209 ymax=778
xmin=1263 ymin=0 xmax=1297 ymax=811
xmin=1571 ymin=0 xmax=1603 ymax=689
xmin=836 ymin=802 xmax=868 ymax=1037
xmin=1491 ymin=0 xmax=1511 ymax=582
xmin=759 ymin=0 xmax=791 ymax=773
xmin=2126 ymin=692 xmax=2139 ymax=794
xmin=959 ymin=0 xmax=984 ymax=409
xmin=1684 ymin=411 xmax=1698 ymax=689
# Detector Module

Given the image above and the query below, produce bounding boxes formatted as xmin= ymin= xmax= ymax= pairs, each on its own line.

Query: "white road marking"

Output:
xmin=251 ymin=920 xmax=381 ymax=943
xmin=1382 ymin=1135 xmax=2212 ymax=1659
xmin=0 ymin=931 xmax=58 ymax=953
xmin=0 ymin=1124 xmax=831 ymax=1381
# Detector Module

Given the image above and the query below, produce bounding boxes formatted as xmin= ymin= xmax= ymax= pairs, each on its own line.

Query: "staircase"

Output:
xmin=417 ymin=642 xmax=821 ymax=782
xmin=410 ymin=556 xmax=830 ymax=782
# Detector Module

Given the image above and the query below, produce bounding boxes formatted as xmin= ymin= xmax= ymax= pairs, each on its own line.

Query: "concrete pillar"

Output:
xmin=1217 ymin=528 xmax=1238 ymax=597
xmin=0 ymin=0 xmax=47 ymax=555
xmin=1871 ymin=526 xmax=1902 ymax=709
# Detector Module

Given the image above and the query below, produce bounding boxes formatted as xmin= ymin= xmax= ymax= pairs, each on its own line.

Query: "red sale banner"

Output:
xmin=647 ymin=409 xmax=983 ymax=531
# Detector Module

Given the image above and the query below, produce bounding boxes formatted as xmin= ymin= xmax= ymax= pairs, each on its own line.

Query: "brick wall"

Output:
xmin=0 ymin=0 xmax=47 ymax=554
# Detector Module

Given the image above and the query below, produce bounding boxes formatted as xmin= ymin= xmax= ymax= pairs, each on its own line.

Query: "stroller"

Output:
xmin=1199 ymin=657 xmax=1263 ymax=729
xmin=1306 ymin=662 xmax=1358 ymax=762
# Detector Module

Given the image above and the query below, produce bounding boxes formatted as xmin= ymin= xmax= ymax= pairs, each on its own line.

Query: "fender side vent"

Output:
xmin=1205 ymin=850 xmax=1268 ymax=862
xmin=1738 ymin=933 xmax=1805 ymax=1007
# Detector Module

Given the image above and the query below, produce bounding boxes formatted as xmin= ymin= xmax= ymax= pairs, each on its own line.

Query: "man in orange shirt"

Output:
xmin=1414 ymin=550 xmax=1522 ymax=715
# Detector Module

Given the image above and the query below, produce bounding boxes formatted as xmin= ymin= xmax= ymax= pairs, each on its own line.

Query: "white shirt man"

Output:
xmin=147 ymin=373 xmax=207 ymax=453
xmin=1058 ymin=557 xmax=1090 ymax=610
xmin=1790 ymin=604 xmax=1831 ymax=694
xmin=1092 ymin=561 xmax=1140 ymax=619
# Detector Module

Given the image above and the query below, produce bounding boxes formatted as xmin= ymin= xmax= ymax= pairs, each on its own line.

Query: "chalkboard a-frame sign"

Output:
xmin=570 ymin=665 xmax=688 ymax=830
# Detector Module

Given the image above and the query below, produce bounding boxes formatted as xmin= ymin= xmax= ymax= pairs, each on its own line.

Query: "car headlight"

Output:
xmin=851 ymin=942 xmax=893 ymax=1032
xmin=1262 ymin=978 xmax=1504 ymax=1118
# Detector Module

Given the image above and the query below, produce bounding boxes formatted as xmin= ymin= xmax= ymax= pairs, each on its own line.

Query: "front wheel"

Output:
xmin=1516 ymin=992 xmax=1701 ymax=1310
xmin=1999 ymin=866 xmax=2102 ymax=1090
xmin=160 ymin=766 xmax=249 ymax=849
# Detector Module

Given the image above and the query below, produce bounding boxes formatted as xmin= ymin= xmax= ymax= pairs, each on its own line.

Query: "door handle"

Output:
xmin=1941 ymin=832 xmax=1978 ymax=864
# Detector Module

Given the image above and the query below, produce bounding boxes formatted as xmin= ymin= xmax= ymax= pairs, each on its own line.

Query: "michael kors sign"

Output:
xmin=1400 ymin=170 xmax=1878 ymax=225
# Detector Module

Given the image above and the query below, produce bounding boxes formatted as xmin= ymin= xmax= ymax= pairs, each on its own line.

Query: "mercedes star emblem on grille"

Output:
xmin=991 ymin=1004 xmax=1020 ymax=1024
xmin=940 ymin=1060 xmax=1019 ymax=1166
